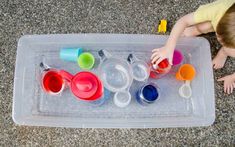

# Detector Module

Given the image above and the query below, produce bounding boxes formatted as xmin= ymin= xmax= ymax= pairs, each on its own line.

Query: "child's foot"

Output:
xmin=212 ymin=47 xmax=228 ymax=69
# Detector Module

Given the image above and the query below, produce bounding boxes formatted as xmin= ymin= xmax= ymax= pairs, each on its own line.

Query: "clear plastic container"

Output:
xmin=13 ymin=34 xmax=215 ymax=128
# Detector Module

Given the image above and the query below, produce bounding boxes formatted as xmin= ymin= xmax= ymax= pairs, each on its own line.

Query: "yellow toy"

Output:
xmin=158 ymin=19 xmax=167 ymax=33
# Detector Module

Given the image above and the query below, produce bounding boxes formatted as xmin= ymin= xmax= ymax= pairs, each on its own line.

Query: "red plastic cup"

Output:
xmin=149 ymin=59 xmax=172 ymax=79
xmin=42 ymin=70 xmax=65 ymax=95
xmin=59 ymin=70 xmax=103 ymax=101
xmin=158 ymin=59 xmax=169 ymax=69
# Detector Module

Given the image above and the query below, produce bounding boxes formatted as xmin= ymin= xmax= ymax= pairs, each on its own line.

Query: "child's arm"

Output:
xmin=151 ymin=13 xmax=196 ymax=65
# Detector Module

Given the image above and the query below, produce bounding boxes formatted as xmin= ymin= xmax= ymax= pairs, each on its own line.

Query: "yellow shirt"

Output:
xmin=194 ymin=0 xmax=235 ymax=31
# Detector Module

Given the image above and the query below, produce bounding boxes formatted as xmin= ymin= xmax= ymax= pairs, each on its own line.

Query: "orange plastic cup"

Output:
xmin=175 ymin=64 xmax=196 ymax=81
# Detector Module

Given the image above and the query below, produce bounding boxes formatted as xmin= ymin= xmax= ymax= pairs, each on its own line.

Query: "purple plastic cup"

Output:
xmin=173 ymin=49 xmax=183 ymax=65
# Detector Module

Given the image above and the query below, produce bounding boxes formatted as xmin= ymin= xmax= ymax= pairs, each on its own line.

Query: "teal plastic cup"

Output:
xmin=77 ymin=52 xmax=95 ymax=70
xmin=60 ymin=48 xmax=83 ymax=62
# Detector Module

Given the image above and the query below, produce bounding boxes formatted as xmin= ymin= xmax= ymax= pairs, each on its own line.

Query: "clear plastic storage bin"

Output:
xmin=13 ymin=34 xmax=215 ymax=128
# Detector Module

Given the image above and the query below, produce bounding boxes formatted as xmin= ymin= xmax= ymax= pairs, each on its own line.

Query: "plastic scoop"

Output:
xmin=77 ymin=52 xmax=95 ymax=70
xmin=113 ymin=91 xmax=131 ymax=108
xmin=176 ymin=64 xmax=196 ymax=99
xmin=179 ymin=80 xmax=192 ymax=98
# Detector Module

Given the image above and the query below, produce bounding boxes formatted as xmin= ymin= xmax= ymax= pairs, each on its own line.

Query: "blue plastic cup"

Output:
xmin=60 ymin=48 xmax=83 ymax=62
xmin=136 ymin=83 xmax=160 ymax=106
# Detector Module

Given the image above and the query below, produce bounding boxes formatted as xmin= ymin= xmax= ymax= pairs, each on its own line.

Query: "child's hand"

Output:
xmin=218 ymin=73 xmax=235 ymax=94
xmin=151 ymin=46 xmax=174 ymax=65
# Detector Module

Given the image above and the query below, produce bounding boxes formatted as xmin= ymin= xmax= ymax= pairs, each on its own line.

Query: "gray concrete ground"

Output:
xmin=0 ymin=0 xmax=234 ymax=146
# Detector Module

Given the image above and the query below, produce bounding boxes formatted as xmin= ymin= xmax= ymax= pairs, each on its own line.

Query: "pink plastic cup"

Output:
xmin=173 ymin=49 xmax=183 ymax=65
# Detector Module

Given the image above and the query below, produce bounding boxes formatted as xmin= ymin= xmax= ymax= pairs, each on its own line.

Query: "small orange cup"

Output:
xmin=175 ymin=64 xmax=196 ymax=81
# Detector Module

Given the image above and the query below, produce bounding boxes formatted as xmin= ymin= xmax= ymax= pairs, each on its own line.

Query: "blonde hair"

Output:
xmin=217 ymin=4 xmax=235 ymax=48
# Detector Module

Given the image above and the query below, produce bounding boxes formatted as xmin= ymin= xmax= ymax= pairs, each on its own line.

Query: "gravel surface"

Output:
xmin=0 ymin=0 xmax=234 ymax=146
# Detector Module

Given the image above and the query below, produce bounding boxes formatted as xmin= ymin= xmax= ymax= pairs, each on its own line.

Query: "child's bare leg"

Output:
xmin=223 ymin=48 xmax=235 ymax=58
xmin=212 ymin=47 xmax=228 ymax=69
xmin=213 ymin=47 xmax=235 ymax=69
xmin=182 ymin=22 xmax=214 ymax=37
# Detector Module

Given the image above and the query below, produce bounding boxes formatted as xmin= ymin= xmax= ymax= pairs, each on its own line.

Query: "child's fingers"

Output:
xmin=168 ymin=57 xmax=173 ymax=65
xmin=151 ymin=52 xmax=160 ymax=60
xmin=226 ymin=86 xmax=229 ymax=94
xmin=213 ymin=64 xmax=217 ymax=69
xmin=225 ymin=84 xmax=232 ymax=94
xmin=217 ymin=77 xmax=225 ymax=81
xmin=227 ymin=85 xmax=231 ymax=94
xmin=224 ymin=83 xmax=227 ymax=93
xmin=154 ymin=57 xmax=164 ymax=65
xmin=230 ymin=85 xmax=234 ymax=94
xmin=228 ymin=85 xmax=232 ymax=94
xmin=233 ymin=82 xmax=235 ymax=88
xmin=152 ymin=48 xmax=160 ymax=52
xmin=151 ymin=55 xmax=161 ymax=64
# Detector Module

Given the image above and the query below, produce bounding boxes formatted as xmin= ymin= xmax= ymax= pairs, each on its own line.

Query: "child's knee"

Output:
xmin=223 ymin=47 xmax=235 ymax=58
xmin=182 ymin=26 xmax=200 ymax=37
xmin=195 ymin=22 xmax=214 ymax=34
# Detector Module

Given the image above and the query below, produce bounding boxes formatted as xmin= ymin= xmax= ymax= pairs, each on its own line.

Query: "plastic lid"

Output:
xmin=71 ymin=72 xmax=99 ymax=99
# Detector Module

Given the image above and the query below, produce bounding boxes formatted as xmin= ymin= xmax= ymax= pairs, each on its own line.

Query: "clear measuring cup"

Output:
xmin=98 ymin=50 xmax=133 ymax=92
xmin=98 ymin=50 xmax=133 ymax=108
xmin=127 ymin=54 xmax=150 ymax=82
